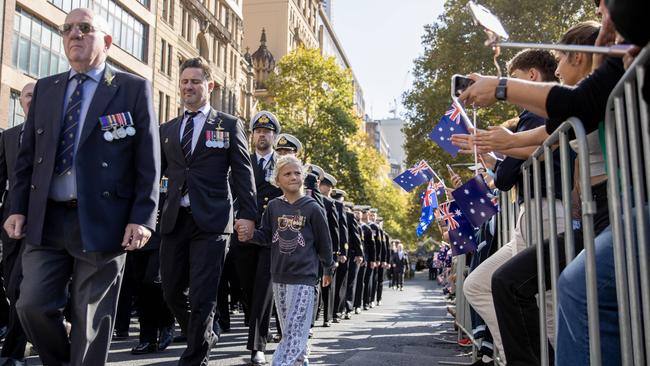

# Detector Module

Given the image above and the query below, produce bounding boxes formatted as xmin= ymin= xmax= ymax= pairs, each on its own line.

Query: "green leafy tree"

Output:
xmin=262 ymin=47 xmax=416 ymax=248
xmin=402 ymin=0 xmax=596 ymax=241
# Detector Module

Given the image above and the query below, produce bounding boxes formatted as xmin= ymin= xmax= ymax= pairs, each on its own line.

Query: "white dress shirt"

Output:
xmin=180 ymin=103 xmax=211 ymax=207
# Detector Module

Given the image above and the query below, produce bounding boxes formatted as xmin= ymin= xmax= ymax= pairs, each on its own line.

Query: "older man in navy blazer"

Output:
xmin=4 ymin=8 xmax=160 ymax=366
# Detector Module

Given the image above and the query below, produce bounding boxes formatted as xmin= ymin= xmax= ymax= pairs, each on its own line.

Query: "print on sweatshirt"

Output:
xmin=273 ymin=214 xmax=307 ymax=254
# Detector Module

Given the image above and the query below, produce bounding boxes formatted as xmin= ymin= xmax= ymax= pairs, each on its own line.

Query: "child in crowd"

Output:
xmin=237 ymin=155 xmax=334 ymax=366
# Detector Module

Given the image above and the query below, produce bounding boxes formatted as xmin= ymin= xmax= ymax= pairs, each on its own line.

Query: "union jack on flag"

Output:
xmin=444 ymin=102 xmax=462 ymax=125
xmin=432 ymin=180 xmax=446 ymax=196
xmin=439 ymin=202 xmax=459 ymax=230
xmin=393 ymin=160 xmax=435 ymax=192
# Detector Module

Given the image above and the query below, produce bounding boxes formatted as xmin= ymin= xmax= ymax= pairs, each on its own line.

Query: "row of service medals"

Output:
xmin=205 ymin=121 xmax=230 ymax=148
xmin=99 ymin=112 xmax=136 ymax=142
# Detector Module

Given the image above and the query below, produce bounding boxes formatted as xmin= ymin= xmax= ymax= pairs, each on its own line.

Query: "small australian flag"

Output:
xmin=451 ymin=175 xmax=499 ymax=227
xmin=441 ymin=201 xmax=478 ymax=256
xmin=416 ymin=180 xmax=438 ymax=237
xmin=393 ymin=160 xmax=435 ymax=192
xmin=428 ymin=103 xmax=470 ymax=157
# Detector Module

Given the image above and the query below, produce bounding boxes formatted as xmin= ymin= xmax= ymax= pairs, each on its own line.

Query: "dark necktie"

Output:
xmin=181 ymin=111 xmax=198 ymax=161
xmin=258 ymin=157 xmax=266 ymax=174
xmin=54 ymin=73 xmax=88 ymax=176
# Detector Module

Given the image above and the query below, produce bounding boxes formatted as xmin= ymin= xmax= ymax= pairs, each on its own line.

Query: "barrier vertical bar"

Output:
xmin=605 ymin=98 xmax=633 ymax=366
xmin=532 ymin=157 xmax=549 ymax=366
xmin=523 ymin=164 xmax=533 ymax=249
xmin=543 ymin=144 xmax=560 ymax=321
xmin=559 ymin=132 xmax=575 ymax=262
xmin=614 ymin=95 xmax=645 ymax=365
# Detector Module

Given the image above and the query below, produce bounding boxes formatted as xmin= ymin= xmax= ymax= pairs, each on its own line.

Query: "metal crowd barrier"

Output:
xmin=520 ymin=117 xmax=598 ymax=366
xmin=604 ymin=45 xmax=650 ymax=366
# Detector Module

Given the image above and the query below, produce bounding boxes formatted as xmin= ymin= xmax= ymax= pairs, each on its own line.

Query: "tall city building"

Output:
xmin=243 ymin=0 xmax=365 ymax=117
xmin=0 ymin=0 xmax=255 ymax=129
xmin=365 ymin=120 xmax=390 ymax=161
xmin=379 ymin=117 xmax=407 ymax=177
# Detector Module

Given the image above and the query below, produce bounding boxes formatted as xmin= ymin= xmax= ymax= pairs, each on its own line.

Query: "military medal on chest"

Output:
xmin=205 ymin=118 xmax=229 ymax=149
xmin=124 ymin=112 xmax=136 ymax=136
xmin=115 ymin=114 xmax=127 ymax=139
xmin=99 ymin=115 xmax=116 ymax=142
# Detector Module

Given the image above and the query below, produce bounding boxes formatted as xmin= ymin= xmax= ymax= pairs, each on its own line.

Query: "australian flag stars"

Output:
xmin=393 ymin=160 xmax=435 ymax=192
xmin=428 ymin=102 xmax=470 ymax=157
xmin=440 ymin=201 xmax=478 ymax=256
xmin=416 ymin=180 xmax=438 ymax=237
xmin=451 ymin=175 xmax=499 ymax=227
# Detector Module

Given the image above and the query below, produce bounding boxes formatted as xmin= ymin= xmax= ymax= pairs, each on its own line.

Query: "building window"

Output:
xmin=161 ymin=0 xmax=174 ymax=25
xmin=12 ymin=8 xmax=69 ymax=79
xmin=160 ymin=39 xmax=167 ymax=73
xmin=8 ymin=90 xmax=25 ymax=128
xmin=166 ymin=43 xmax=173 ymax=76
xmin=165 ymin=95 xmax=171 ymax=121
xmin=48 ymin=0 xmax=146 ymax=61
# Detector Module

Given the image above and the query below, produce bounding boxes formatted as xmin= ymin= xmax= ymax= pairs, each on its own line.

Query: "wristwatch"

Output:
xmin=495 ymin=77 xmax=508 ymax=101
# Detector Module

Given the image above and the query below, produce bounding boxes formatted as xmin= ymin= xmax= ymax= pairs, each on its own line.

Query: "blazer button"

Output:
xmin=37 ymin=157 xmax=43 ymax=164
xmin=264 ymin=197 xmax=268 ymax=201
xmin=30 ymin=184 xmax=35 ymax=190
xmin=36 ymin=128 xmax=44 ymax=135
xmin=102 ymin=191 xmax=111 ymax=198
xmin=101 ymin=162 xmax=108 ymax=168
xmin=263 ymin=204 xmax=267 ymax=209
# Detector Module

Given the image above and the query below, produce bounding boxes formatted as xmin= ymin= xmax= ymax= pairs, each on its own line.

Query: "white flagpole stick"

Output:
xmin=473 ymin=107 xmax=478 ymax=177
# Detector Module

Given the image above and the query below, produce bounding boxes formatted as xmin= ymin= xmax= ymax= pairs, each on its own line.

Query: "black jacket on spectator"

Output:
xmin=494 ymin=110 xmax=574 ymax=204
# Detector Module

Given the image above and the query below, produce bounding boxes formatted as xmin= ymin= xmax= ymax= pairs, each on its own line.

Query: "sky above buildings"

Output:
xmin=332 ymin=0 xmax=444 ymax=120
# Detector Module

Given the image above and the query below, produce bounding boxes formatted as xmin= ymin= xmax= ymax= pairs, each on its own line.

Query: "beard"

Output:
xmin=255 ymin=139 xmax=271 ymax=151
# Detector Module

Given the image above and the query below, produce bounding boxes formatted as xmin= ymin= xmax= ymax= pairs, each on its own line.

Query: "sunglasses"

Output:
xmin=58 ymin=22 xmax=99 ymax=35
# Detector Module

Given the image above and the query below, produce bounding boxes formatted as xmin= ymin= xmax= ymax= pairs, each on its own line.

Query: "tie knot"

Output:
xmin=185 ymin=111 xmax=199 ymax=118
xmin=75 ymin=73 xmax=88 ymax=83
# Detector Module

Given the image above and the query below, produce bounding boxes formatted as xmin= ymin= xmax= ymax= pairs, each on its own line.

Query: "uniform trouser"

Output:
xmin=1 ymin=235 xmax=27 ymax=360
xmin=160 ymin=209 xmax=226 ymax=366
xmin=130 ymin=249 xmax=175 ymax=344
xmin=333 ymin=260 xmax=348 ymax=316
xmin=369 ymin=267 xmax=378 ymax=303
xmin=17 ymin=203 xmax=126 ymax=366
xmin=353 ymin=265 xmax=365 ymax=309
xmin=362 ymin=266 xmax=374 ymax=306
xmin=345 ymin=261 xmax=359 ymax=313
xmin=115 ymin=254 xmax=136 ymax=334
xmin=318 ymin=266 xmax=336 ymax=323
xmin=395 ymin=271 xmax=404 ymax=289
xmin=231 ymin=243 xmax=273 ymax=352
xmin=216 ymin=250 xmax=238 ymax=331
xmin=376 ymin=267 xmax=384 ymax=302
xmin=463 ymin=199 xmax=564 ymax=363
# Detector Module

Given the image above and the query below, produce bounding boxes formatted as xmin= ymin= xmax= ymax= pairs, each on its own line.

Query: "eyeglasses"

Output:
xmin=58 ymin=22 xmax=99 ymax=35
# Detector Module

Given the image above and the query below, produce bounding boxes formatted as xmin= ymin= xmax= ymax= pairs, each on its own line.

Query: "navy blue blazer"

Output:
xmin=159 ymin=108 xmax=257 ymax=235
xmin=10 ymin=66 xmax=161 ymax=252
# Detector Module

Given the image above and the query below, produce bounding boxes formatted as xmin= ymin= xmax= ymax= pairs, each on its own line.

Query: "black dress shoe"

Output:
xmin=332 ymin=318 xmax=340 ymax=323
xmin=158 ymin=326 xmax=174 ymax=351
xmin=343 ymin=312 xmax=351 ymax=320
xmin=131 ymin=342 xmax=158 ymax=355
xmin=113 ymin=330 xmax=129 ymax=340
xmin=322 ymin=321 xmax=331 ymax=327
xmin=354 ymin=308 xmax=361 ymax=314
xmin=251 ymin=350 xmax=266 ymax=365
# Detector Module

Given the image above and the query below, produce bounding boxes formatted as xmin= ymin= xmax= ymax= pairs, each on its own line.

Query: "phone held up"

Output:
xmin=451 ymin=74 xmax=475 ymax=98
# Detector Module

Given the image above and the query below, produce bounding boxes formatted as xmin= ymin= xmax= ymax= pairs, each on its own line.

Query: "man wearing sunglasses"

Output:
xmin=4 ymin=7 xmax=160 ymax=366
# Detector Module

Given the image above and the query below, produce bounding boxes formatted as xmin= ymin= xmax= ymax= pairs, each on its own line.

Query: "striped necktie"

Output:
xmin=54 ymin=73 xmax=88 ymax=176
xmin=181 ymin=111 xmax=198 ymax=161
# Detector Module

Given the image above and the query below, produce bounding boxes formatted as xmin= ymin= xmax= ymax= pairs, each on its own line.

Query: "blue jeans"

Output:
xmin=555 ymin=226 xmax=621 ymax=365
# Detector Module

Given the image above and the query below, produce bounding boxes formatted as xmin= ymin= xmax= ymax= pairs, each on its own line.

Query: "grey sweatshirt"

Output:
xmin=251 ymin=195 xmax=335 ymax=285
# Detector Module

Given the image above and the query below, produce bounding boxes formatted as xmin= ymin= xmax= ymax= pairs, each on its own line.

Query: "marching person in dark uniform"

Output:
xmin=391 ymin=241 xmax=409 ymax=291
xmin=367 ymin=209 xmax=382 ymax=308
xmin=352 ymin=206 xmax=367 ymax=314
xmin=330 ymin=189 xmax=349 ymax=323
xmin=158 ymin=57 xmax=256 ymax=366
xmin=128 ymin=178 xmax=175 ymax=355
xmin=359 ymin=207 xmax=376 ymax=311
xmin=342 ymin=201 xmax=363 ymax=320
xmin=317 ymin=173 xmax=342 ymax=326
xmin=389 ymin=241 xmax=398 ymax=289
xmin=231 ymin=110 xmax=282 ymax=365
xmin=4 ymin=8 xmax=160 ymax=365
xmin=374 ymin=217 xmax=389 ymax=306
xmin=274 ymin=133 xmax=302 ymax=157
xmin=0 ymin=82 xmax=34 ymax=366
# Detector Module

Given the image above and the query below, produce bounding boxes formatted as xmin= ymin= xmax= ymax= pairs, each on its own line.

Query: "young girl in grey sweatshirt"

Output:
xmin=238 ymin=155 xmax=334 ymax=366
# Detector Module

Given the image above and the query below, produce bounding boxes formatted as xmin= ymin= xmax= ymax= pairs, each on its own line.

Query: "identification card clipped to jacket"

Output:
xmin=98 ymin=112 xmax=136 ymax=142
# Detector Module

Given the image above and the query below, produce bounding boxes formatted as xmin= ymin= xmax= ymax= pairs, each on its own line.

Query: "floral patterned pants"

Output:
xmin=271 ymin=283 xmax=315 ymax=366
